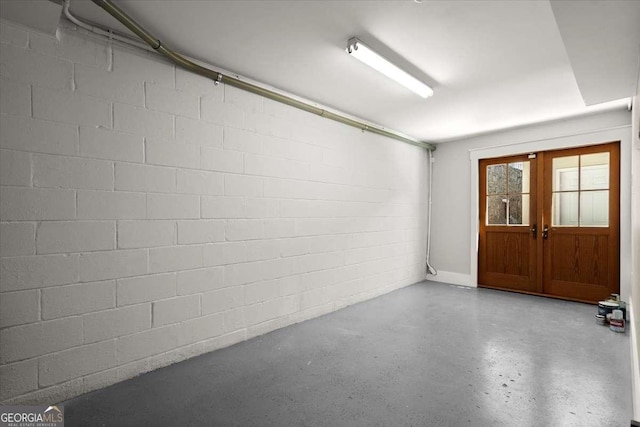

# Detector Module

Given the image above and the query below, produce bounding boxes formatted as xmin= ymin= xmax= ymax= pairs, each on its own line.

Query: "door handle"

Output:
xmin=530 ymin=224 xmax=537 ymax=239
xmin=543 ymin=225 xmax=549 ymax=239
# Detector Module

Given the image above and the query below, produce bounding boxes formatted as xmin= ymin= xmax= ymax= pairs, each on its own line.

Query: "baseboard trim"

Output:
xmin=427 ymin=270 xmax=475 ymax=287
xmin=631 ymin=299 xmax=640 ymax=420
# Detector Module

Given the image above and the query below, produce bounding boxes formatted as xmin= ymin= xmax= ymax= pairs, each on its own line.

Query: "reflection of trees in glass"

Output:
xmin=487 ymin=164 xmax=523 ymax=225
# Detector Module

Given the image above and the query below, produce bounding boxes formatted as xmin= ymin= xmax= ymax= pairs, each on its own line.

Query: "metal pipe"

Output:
xmin=89 ymin=0 xmax=435 ymax=151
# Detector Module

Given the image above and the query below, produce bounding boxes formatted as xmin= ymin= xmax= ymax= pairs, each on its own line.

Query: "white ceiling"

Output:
xmin=6 ymin=0 xmax=640 ymax=143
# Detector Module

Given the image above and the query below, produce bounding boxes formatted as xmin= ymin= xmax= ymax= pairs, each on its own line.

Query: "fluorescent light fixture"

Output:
xmin=346 ymin=37 xmax=433 ymax=98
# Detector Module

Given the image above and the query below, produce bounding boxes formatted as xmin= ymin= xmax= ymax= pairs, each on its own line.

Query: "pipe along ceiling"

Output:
xmin=88 ymin=0 xmax=436 ymax=151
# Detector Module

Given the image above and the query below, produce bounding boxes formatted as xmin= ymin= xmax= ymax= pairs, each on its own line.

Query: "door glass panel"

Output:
xmin=552 ymin=156 xmax=578 ymax=191
xmin=508 ymin=162 xmax=529 ymax=193
xmin=487 ymin=164 xmax=506 ymax=194
xmin=487 ymin=195 xmax=507 ymax=225
xmin=580 ymin=190 xmax=608 ymax=226
xmin=580 ymin=153 xmax=609 ymax=190
xmin=553 ymin=192 xmax=578 ymax=226
xmin=508 ymin=194 xmax=529 ymax=225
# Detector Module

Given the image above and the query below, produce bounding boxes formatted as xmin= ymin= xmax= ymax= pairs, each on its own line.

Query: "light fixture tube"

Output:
xmin=346 ymin=37 xmax=433 ymax=98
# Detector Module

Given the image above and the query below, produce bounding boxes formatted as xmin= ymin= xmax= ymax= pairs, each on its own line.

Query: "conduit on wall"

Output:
xmin=82 ymin=0 xmax=435 ymax=151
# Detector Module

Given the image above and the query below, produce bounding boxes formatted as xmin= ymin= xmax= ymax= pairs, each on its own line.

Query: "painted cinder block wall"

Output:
xmin=0 ymin=20 xmax=429 ymax=404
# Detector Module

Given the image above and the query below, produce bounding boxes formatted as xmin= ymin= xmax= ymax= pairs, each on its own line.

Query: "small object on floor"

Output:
xmin=609 ymin=309 xmax=625 ymax=333
xmin=595 ymin=314 xmax=606 ymax=325
xmin=598 ymin=300 xmax=619 ymax=323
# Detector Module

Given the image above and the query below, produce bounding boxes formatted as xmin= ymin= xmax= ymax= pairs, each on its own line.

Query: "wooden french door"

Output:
xmin=478 ymin=142 xmax=620 ymax=303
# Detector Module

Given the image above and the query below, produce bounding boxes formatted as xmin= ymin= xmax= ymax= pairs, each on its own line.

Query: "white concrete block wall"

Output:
xmin=0 ymin=20 xmax=429 ymax=404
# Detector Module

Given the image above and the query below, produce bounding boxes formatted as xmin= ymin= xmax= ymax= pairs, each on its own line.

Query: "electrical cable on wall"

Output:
xmin=425 ymin=149 xmax=437 ymax=276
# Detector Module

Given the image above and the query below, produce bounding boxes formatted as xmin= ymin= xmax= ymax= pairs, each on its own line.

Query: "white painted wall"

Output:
xmin=0 ymin=20 xmax=429 ymax=404
xmin=630 ymin=70 xmax=640 ymax=419
xmin=428 ymin=108 xmax=632 ymax=300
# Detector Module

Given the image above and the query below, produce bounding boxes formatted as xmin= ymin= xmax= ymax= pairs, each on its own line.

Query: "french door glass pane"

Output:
xmin=487 ymin=195 xmax=507 ymax=225
xmin=580 ymin=153 xmax=609 ymax=190
xmin=487 ymin=164 xmax=506 ymax=194
xmin=508 ymin=161 xmax=530 ymax=193
xmin=552 ymin=156 xmax=579 ymax=191
xmin=580 ymin=190 xmax=609 ymax=226
xmin=553 ymin=192 xmax=578 ymax=226
xmin=508 ymin=194 xmax=529 ymax=225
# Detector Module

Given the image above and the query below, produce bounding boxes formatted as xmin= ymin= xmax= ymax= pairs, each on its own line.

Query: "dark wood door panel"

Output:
xmin=548 ymin=233 xmax=609 ymax=285
xmin=485 ymin=231 xmax=530 ymax=276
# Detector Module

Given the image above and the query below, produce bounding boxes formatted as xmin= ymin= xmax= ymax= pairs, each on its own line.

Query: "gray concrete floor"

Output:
xmin=64 ymin=281 xmax=632 ymax=426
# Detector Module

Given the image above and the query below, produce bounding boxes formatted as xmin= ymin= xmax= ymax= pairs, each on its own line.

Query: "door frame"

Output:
xmin=468 ymin=125 xmax=632 ymax=301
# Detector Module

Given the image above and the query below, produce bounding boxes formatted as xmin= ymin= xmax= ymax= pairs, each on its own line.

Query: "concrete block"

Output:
xmin=116 ymin=323 xmax=180 ymax=364
xmin=0 ymin=78 xmax=30 ymax=116
xmin=0 ymin=290 xmax=39 ymax=328
xmin=56 ymin=30 xmax=109 ymax=69
xmin=0 ymin=317 xmax=83 ymax=363
xmin=244 ymin=198 xmax=279 ymax=219
xmin=0 ymin=254 xmax=78 ymax=292
xmin=79 ymin=127 xmax=144 ymax=163
xmin=112 ymin=48 xmax=174 ymax=87
xmin=263 ymin=219 xmax=296 ymax=238
xmin=0 ymin=21 xmax=28 ymax=47
xmin=75 ymin=63 xmax=144 ymax=106
xmin=77 ymin=190 xmax=146 ymax=220
xmin=145 ymin=83 xmax=198 ymax=118
xmin=258 ymin=258 xmax=294 ymax=282
xmin=263 ymin=135 xmax=322 ymax=162
xmin=224 ymin=127 xmax=262 ymax=154
xmin=176 ymin=170 xmax=224 ymax=195
xmin=0 ymin=114 xmax=78 ymax=155
xmin=224 ymin=261 xmax=262 ymax=286
xmin=83 ymin=303 xmax=151 ymax=344
xmin=223 ymin=307 xmax=246 ymax=333
xmin=225 ymin=219 xmax=263 ymax=241
xmin=38 ymin=340 xmax=116 ymax=387
xmin=149 ymin=245 xmax=203 ymax=274
xmin=33 ymin=154 xmax=113 ymax=190
xmin=0 ymin=359 xmax=38 ymax=401
xmin=203 ymin=242 xmax=246 ymax=266
xmin=225 ymin=85 xmax=263 ymax=114
xmin=37 ymin=221 xmax=115 ymax=254
xmin=117 ymin=273 xmax=176 ymax=306
xmin=200 ymin=147 xmax=243 ymax=173
xmin=0 ymin=222 xmax=35 ymax=257
xmin=42 ymin=280 xmax=115 ymax=319
xmin=146 ymin=138 xmax=200 ymax=169
xmin=245 ymin=153 xmax=308 ymax=180
xmin=178 ymin=312 xmax=224 ymax=346
xmin=117 ymin=220 xmax=175 ymax=249
xmin=113 ymin=103 xmax=173 ymax=139
xmin=176 ymin=267 xmax=224 ymax=295
xmin=175 ymin=116 xmax=223 ymax=148
xmin=202 ymin=286 xmax=244 ymax=315
xmin=177 ymin=220 xmax=224 ymax=244
xmin=32 ymin=86 xmax=110 ymax=128
xmin=279 ymin=237 xmax=310 ymax=257
xmin=201 ymin=96 xmax=243 ymax=127
xmin=175 ymin=67 xmax=223 ymax=98
xmin=224 ymin=174 xmax=263 ymax=197
xmin=79 ymin=249 xmax=147 ymax=282
xmin=201 ymin=196 xmax=244 ymax=219
xmin=115 ymin=163 xmax=176 ymax=194
xmin=152 ymin=294 xmax=200 ymax=327
xmin=147 ymin=194 xmax=200 ymax=219
xmin=0 ymin=149 xmax=31 ymax=186
xmin=245 ymin=240 xmax=280 ymax=262
xmin=0 ymin=43 xmax=72 ymax=90
xmin=0 ymin=187 xmax=75 ymax=221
